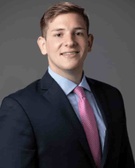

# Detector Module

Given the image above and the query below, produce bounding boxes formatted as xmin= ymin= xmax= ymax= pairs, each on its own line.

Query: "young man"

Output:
xmin=0 ymin=2 xmax=134 ymax=168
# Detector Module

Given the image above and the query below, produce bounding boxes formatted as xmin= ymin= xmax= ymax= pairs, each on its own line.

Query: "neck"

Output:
xmin=49 ymin=67 xmax=83 ymax=84
xmin=63 ymin=70 xmax=83 ymax=84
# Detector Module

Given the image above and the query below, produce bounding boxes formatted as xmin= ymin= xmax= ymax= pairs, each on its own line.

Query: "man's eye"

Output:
xmin=75 ymin=32 xmax=83 ymax=36
xmin=54 ymin=33 xmax=63 ymax=37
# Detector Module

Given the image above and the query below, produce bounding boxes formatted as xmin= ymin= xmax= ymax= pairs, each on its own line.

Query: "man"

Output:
xmin=0 ymin=2 xmax=134 ymax=168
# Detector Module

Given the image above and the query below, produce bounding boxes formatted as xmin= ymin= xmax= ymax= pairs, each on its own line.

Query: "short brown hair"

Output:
xmin=40 ymin=2 xmax=90 ymax=37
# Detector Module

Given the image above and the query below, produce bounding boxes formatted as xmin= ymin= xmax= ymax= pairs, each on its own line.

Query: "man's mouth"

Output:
xmin=60 ymin=51 xmax=79 ymax=55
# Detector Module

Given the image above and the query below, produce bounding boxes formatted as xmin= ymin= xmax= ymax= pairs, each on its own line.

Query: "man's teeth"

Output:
xmin=62 ymin=51 xmax=79 ymax=55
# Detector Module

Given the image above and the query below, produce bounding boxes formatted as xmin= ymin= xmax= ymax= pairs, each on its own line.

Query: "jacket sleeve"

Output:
xmin=0 ymin=97 xmax=37 ymax=168
xmin=118 ymin=122 xmax=135 ymax=168
xmin=101 ymin=83 xmax=135 ymax=168
xmin=114 ymin=89 xmax=135 ymax=168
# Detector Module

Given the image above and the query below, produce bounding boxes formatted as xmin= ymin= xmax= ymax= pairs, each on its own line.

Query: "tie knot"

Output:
xmin=74 ymin=86 xmax=86 ymax=99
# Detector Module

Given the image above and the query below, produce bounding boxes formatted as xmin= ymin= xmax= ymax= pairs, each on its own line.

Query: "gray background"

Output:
xmin=0 ymin=0 xmax=135 ymax=157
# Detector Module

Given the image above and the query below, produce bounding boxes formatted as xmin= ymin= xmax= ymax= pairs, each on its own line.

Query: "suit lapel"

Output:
xmin=40 ymin=71 xmax=96 ymax=167
xmin=87 ymin=78 xmax=114 ymax=168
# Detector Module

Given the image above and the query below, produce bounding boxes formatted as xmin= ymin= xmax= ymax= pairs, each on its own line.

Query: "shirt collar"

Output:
xmin=48 ymin=67 xmax=91 ymax=95
xmin=79 ymin=75 xmax=91 ymax=92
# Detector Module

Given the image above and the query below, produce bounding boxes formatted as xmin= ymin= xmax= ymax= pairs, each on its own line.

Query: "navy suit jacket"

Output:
xmin=0 ymin=71 xmax=134 ymax=168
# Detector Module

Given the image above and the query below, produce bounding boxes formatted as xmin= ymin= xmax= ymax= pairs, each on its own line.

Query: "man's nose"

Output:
xmin=64 ymin=34 xmax=77 ymax=47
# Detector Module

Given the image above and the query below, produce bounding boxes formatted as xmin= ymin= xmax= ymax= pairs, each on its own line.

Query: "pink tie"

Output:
xmin=74 ymin=86 xmax=101 ymax=168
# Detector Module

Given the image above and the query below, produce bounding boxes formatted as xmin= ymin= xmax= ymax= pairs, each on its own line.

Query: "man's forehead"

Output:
xmin=45 ymin=13 xmax=87 ymax=34
xmin=51 ymin=27 xmax=86 ymax=32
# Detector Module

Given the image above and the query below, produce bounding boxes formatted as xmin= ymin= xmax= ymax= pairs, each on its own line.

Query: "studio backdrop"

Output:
xmin=0 ymin=0 xmax=135 ymax=157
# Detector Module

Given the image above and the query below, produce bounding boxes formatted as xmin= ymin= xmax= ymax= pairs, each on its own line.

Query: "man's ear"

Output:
xmin=88 ymin=34 xmax=94 ymax=52
xmin=37 ymin=36 xmax=47 ymax=55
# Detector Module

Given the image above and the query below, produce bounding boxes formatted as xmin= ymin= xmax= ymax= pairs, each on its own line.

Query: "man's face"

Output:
xmin=38 ymin=13 xmax=93 ymax=77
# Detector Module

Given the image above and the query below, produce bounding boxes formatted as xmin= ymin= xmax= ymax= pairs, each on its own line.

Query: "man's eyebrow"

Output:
xmin=51 ymin=27 xmax=86 ymax=32
xmin=51 ymin=28 xmax=65 ymax=32
xmin=74 ymin=27 xmax=86 ymax=31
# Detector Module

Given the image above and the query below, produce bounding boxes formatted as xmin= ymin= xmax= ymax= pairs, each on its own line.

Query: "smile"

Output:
xmin=60 ymin=51 xmax=79 ymax=55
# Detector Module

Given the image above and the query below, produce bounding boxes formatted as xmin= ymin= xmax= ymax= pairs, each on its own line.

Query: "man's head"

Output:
xmin=37 ymin=2 xmax=93 ymax=83
xmin=40 ymin=2 xmax=90 ymax=37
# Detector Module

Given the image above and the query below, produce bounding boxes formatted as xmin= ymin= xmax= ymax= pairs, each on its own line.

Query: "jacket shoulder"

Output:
xmin=4 ymin=79 xmax=41 ymax=103
xmin=87 ymin=77 xmax=120 ymax=92
xmin=86 ymin=77 xmax=124 ymax=100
